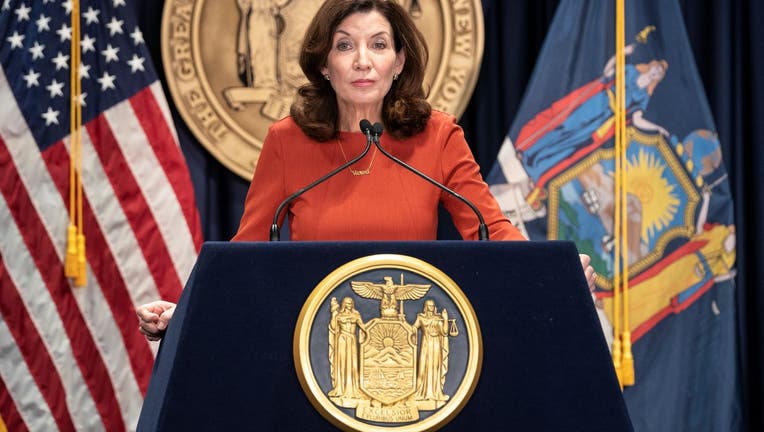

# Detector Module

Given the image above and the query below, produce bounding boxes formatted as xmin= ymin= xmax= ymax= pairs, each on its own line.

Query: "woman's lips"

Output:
xmin=352 ymin=79 xmax=375 ymax=87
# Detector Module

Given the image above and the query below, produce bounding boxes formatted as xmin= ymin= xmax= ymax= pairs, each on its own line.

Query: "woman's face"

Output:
xmin=342 ymin=298 xmax=354 ymax=310
xmin=321 ymin=10 xmax=405 ymax=117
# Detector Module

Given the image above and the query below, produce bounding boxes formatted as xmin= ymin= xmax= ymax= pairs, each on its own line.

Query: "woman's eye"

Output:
xmin=373 ymin=40 xmax=388 ymax=49
xmin=336 ymin=41 xmax=352 ymax=51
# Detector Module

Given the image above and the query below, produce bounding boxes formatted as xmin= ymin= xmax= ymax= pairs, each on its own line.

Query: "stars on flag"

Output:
xmin=101 ymin=43 xmax=120 ymax=63
xmin=97 ymin=71 xmax=117 ymax=91
xmin=128 ymin=54 xmax=146 ymax=73
xmin=14 ymin=3 xmax=31 ymax=21
xmin=46 ymin=79 xmax=65 ymax=98
xmin=2 ymin=0 xmax=152 ymax=146
xmin=83 ymin=6 xmax=100 ymax=25
xmin=41 ymin=106 xmax=60 ymax=125
xmin=29 ymin=41 xmax=46 ymax=60
xmin=130 ymin=27 xmax=144 ymax=45
xmin=56 ymin=22 xmax=71 ymax=42
xmin=36 ymin=14 xmax=52 ymax=32
xmin=22 ymin=69 xmax=40 ymax=87
xmin=81 ymin=34 xmax=96 ymax=53
xmin=62 ymin=0 xmax=73 ymax=15
xmin=106 ymin=16 xmax=124 ymax=35
xmin=52 ymin=52 xmax=69 ymax=70
xmin=6 ymin=31 xmax=25 ymax=49
xmin=80 ymin=63 xmax=91 ymax=80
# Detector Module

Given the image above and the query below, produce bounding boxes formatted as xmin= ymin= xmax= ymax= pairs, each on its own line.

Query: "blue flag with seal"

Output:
xmin=486 ymin=1 xmax=739 ymax=430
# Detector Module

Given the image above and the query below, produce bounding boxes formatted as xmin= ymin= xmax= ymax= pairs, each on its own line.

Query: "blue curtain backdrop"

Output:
xmin=137 ymin=1 xmax=762 ymax=430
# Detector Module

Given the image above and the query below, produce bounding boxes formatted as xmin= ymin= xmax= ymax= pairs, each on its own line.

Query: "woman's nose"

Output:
xmin=354 ymin=49 xmax=371 ymax=70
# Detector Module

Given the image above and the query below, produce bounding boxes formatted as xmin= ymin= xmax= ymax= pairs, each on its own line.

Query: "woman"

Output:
xmin=327 ymin=297 xmax=366 ymax=406
xmin=412 ymin=299 xmax=450 ymax=407
xmin=138 ymin=0 xmax=595 ymax=340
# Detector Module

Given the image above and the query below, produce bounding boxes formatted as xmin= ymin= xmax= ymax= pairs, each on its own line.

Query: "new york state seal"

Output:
xmin=294 ymin=254 xmax=482 ymax=431
xmin=161 ymin=0 xmax=484 ymax=179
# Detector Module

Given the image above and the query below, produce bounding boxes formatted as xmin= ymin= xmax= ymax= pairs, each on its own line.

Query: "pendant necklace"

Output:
xmin=337 ymin=138 xmax=378 ymax=176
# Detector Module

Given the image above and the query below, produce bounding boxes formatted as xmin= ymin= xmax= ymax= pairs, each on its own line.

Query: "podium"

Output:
xmin=138 ymin=241 xmax=633 ymax=431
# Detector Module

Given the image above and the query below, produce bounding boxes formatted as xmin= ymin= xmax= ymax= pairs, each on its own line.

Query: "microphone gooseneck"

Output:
xmin=268 ymin=120 xmax=374 ymax=240
xmin=370 ymin=122 xmax=490 ymax=240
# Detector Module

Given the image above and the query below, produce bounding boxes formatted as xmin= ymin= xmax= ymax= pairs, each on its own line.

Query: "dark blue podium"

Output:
xmin=137 ymin=241 xmax=632 ymax=431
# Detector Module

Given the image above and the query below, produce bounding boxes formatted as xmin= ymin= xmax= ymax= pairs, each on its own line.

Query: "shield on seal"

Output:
xmin=359 ymin=318 xmax=417 ymax=405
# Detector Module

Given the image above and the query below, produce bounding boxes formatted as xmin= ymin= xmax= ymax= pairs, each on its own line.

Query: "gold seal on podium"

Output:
xmin=161 ymin=0 xmax=484 ymax=179
xmin=294 ymin=254 xmax=482 ymax=431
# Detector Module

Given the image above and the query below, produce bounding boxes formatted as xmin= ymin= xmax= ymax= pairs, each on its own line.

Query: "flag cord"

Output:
xmin=614 ymin=0 xmax=634 ymax=387
xmin=612 ymin=0 xmax=624 ymax=388
xmin=66 ymin=0 xmax=86 ymax=287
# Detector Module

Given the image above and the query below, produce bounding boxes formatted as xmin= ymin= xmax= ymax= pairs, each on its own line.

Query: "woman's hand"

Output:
xmin=137 ymin=300 xmax=177 ymax=341
xmin=579 ymin=254 xmax=596 ymax=291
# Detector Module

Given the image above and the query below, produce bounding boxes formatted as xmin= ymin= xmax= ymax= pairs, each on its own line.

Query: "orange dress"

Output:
xmin=233 ymin=111 xmax=526 ymax=241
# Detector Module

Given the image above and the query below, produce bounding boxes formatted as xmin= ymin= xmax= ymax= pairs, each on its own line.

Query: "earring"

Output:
xmin=393 ymin=73 xmax=399 ymax=81
xmin=324 ymin=73 xmax=330 ymax=81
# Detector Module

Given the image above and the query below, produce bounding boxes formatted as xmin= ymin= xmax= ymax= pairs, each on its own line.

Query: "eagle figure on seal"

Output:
xmin=351 ymin=276 xmax=431 ymax=319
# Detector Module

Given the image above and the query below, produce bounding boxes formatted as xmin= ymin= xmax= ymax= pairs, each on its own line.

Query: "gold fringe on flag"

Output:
xmin=65 ymin=0 xmax=86 ymax=287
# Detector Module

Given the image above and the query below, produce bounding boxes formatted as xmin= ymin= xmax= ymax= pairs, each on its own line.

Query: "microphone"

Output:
xmin=360 ymin=119 xmax=374 ymax=136
xmin=370 ymin=122 xmax=490 ymax=240
xmin=269 ymin=120 xmax=374 ymax=240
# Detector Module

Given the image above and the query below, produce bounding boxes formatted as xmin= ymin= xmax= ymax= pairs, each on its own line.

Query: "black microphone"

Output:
xmin=370 ymin=122 xmax=490 ymax=240
xmin=269 ymin=121 xmax=374 ymax=240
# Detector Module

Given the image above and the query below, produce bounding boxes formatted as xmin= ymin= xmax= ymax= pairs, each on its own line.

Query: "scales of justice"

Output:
xmin=326 ymin=275 xmax=459 ymax=423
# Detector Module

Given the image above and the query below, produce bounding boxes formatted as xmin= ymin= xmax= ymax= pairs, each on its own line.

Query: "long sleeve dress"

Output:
xmin=232 ymin=110 xmax=526 ymax=241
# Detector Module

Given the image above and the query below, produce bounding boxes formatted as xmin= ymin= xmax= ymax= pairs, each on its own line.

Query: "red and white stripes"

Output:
xmin=0 ymin=69 xmax=201 ymax=431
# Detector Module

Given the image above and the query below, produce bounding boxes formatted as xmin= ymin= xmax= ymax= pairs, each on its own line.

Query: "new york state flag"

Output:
xmin=486 ymin=1 xmax=739 ymax=431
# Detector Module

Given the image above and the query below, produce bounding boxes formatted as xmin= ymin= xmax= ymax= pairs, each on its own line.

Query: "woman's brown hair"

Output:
xmin=290 ymin=0 xmax=431 ymax=141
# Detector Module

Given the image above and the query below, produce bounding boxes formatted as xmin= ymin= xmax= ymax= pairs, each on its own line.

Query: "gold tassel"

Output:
xmin=621 ymin=331 xmax=635 ymax=385
xmin=64 ymin=224 xmax=78 ymax=277
xmin=74 ymin=233 xmax=87 ymax=287
xmin=612 ymin=337 xmax=624 ymax=389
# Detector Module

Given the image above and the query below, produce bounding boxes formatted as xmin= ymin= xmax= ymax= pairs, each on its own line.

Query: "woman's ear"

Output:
xmin=395 ymin=51 xmax=406 ymax=75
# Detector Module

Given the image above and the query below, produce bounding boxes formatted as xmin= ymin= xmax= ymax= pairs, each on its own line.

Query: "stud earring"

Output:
xmin=324 ymin=73 xmax=330 ymax=81
xmin=393 ymin=73 xmax=399 ymax=81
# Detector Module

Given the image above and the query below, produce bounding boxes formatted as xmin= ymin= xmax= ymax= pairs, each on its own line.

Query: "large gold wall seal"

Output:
xmin=294 ymin=254 xmax=482 ymax=431
xmin=161 ymin=0 xmax=484 ymax=179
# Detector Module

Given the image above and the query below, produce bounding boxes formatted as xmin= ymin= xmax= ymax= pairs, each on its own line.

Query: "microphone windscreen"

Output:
xmin=372 ymin=122 xmax=384 ymax=136
xmin=359 ymin=119 xmax=373 ymax=134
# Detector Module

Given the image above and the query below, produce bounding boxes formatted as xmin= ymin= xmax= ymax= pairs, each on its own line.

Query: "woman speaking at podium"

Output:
xmin=138 ymin=0 xmax=595 ymax=341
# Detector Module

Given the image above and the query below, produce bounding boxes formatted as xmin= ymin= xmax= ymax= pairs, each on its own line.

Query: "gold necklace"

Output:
xmin=337 ymin=139 xmax=378 ymax=176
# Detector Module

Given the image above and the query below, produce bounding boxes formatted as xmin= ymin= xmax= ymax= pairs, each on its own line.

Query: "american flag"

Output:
xmin=0 ymin=0 xmax=202 ymax=431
